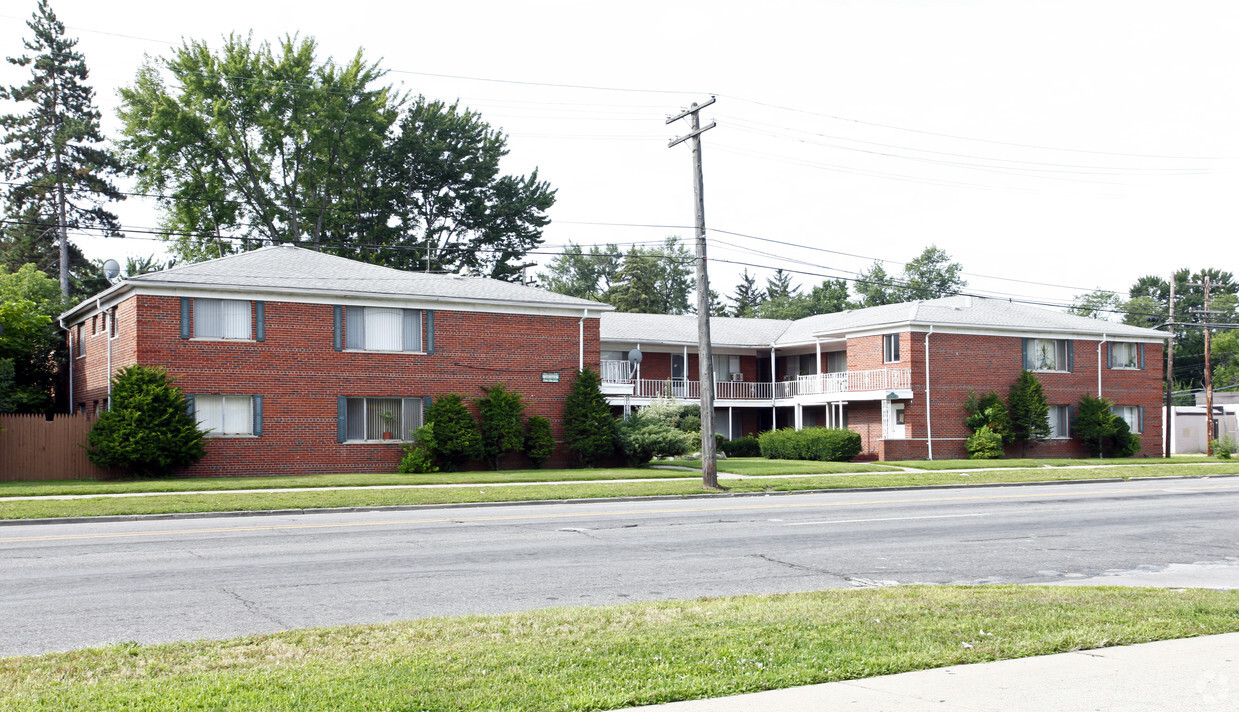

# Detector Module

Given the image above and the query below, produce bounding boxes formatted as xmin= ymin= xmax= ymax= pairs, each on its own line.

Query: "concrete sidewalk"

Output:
xmin=613 ymin=633 xmax=1238 ymax=711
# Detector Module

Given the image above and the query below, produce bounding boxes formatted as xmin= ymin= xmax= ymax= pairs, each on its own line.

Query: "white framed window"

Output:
xmin=346 ymin=307 xmax=422 ymax=352
xmin=1025 ymin=338 xmax=1070 ymax=372
xmin=1111 ymin=405 xmax=1142 ymax=433
xmin=342 ymin=397 xmax=424 ymax=441
xmin=1048 ymin=405 xmax=1071 ymax=438
xmin=883 ymin=334 xmax=900 ymax=363
xmin=194 ymin=298 xmax=252 ymax=339
xmin=825 ymin=351 xmax=846 ymax=373
xmin=193 ymin=395 xmax=260 ymax=436
xmin=1109 ymin=342 xmax=1141 ymax=369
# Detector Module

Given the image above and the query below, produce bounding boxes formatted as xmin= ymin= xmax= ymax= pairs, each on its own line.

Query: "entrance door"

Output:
xmin=888 ymin=402 xmax=906 ymax=439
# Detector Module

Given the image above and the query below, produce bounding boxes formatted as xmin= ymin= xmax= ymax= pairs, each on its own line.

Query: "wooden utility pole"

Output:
xmin=1202 ymin=276 xmax=1215 ymax=456
xmin=1164 ymin=279 xmax=1174 ymax=458
xmin=667 ymin=98 xmax=718 ymax=489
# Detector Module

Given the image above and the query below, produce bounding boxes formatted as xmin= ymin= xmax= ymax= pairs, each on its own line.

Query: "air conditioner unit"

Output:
xmin=730 ymin=373 xmax=744 ymax=382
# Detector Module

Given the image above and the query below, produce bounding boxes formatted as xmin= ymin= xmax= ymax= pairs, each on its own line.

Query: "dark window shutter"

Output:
xmin=403 ymin=309 xmax=420 ymax=351
xmin=1067 ymin=404 xmax=1075 ymax=436
xmin=1021 ymin=338 xmax=1030 ymax=370
xmin=253 ymin=395 xmax=263 ymax=436
xmin=255 ymin=301 xmax=265 ymax=342
xmin=186 ymin=394 xmax=195 ymax=416
xmin=333 ymin=306 xmax=343 ymax=351
xmin=337 ymin=396 xmax=347 ymax=442
xmin=426 ymin=310 xmax=435 ymax=354
xmin=1066 ymin=340 xmax=1074 ymax=372
xmin=180 ymin=298 xmax=191 ymax=339
xmin=1139 ymin=343 xmax=1145 ymax=370
xmin=1106 ymin=342 xmax=1112 ymax=369
xmin=1138 ymin=406 xmax=1144 ymax=434
xmin=423 ymin=396 xmax=433 ymax=415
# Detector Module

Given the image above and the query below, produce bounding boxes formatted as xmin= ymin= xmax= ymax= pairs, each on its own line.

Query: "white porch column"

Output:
xmin=795 ymin=403 xmax=803 ymax=430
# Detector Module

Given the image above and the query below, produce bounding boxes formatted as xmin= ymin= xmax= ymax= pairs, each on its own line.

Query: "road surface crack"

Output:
xmin=220 ymin=587 xmax=288 ymax=628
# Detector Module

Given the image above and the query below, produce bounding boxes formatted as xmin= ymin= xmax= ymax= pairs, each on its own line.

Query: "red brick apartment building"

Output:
xmin=63 ymin=246 xmax=1167 ymax=472
xmin=599 ymin=298 xmax=1166 ymax=460
xmin=61 ymin=245 xmax=609 ymax=475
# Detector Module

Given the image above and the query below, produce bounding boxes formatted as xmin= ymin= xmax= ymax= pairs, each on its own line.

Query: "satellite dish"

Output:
xmin=102 ymin=259 xmax=121 ymax=284
xmin=627 ymin=348 xmax=643 ymax=365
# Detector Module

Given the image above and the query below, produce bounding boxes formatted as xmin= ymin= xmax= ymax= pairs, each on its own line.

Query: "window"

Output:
xmin=341 ymin=397 xmax=424 ymax=441
xmin=1048 ymin=405 xmax=1072 ymax=438
xmin=1109 ymin=342 xmax=1141 ymax=369
xmin=109 ymin=308 xmax=118 ymax=338
xmin=1025 ymin=338 xmax=1071 ymax=372
xmin=194 ymin=298 xmax=252 ymax=339
xmin=346 ymin=307 xmax=422 ymax=352
xmin=1111 ymin=405 xmax=1142 ymax=433
xmin=883 ymin=334 xmax=900 ymax=363
xmin=825 ymin=351 xmax=846 ymax=373
xmin=712 ymin=355 xmax=743 ymax=381
xmin=193 ymin=395 xmax=260 ymax=436
xmin=75 ymin=325 xmax=84 ymax=357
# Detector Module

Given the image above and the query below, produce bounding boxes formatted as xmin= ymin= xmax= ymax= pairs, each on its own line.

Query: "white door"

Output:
xmin=888 ymin=402 xmax=906 ymax=439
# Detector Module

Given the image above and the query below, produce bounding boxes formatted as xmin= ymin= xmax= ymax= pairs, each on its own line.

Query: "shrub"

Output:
xmin=476 ymin=383 xmax=526 ymax=470
xmin=963 ymin=390 xmax=1013 ymax=446
xmin=398 ymin=424 xmax=439 ymax=474
xmin=86 ymin=365 xmax=206 ymax=476
xmin=758 ymin=427 xmax=861 ymax=462
xmin=524 ymin=415 xmax=555 ymax=468
xmin=1074 ymin=393 xmax=1139 ymax=458
xmin=616 ymin=408 xmax=690 ymax=466
xmin=1009 ymin=370 xmax=1050 ymax=455
xmin=424 ymin=393 xmax=481 ymax=470
xmin=562 ymin=368 xmax=616 ymax=466
xmin=966 ymin=425 xmax=1005 ymax=459
xmin=721 ymin=436 xmax=761 ymax=457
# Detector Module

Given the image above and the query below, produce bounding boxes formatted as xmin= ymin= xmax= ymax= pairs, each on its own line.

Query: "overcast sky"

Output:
xmin=3 ymin=0 xmax=1237 ymax=311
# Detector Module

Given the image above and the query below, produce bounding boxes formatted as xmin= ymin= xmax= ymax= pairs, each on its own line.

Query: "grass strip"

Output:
xmin=0 ymin=469 xmax=678 ymax=498
xmin=2 ymin=464 xmax=1237 ymax=521
xmin=884 ymin=456 xmax=1220 ymax=471
xmin=2 ymin=585 xmax=1237 ymax=711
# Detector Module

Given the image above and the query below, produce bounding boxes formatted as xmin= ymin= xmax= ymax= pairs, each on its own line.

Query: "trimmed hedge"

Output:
xmin=758 ymin=427 xmax=861 ymax=462
xmin=721 ymin=436 xmax=761 ymax=457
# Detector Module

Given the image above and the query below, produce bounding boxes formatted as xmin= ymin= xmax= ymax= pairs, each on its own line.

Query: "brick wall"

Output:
xmin=74 ymin=294 xmax=598 ymax=476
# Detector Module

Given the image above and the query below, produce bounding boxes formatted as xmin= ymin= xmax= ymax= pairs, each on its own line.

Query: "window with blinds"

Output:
xmin=346 ymin=307 xmax=422 ymax=351
xmin=194 ymin=299 xmax=251 ymax=339
xmin=194 ymin=395 xmax=257 ymax=436
xmin=344 ymin=397 xmax=424 ymax=441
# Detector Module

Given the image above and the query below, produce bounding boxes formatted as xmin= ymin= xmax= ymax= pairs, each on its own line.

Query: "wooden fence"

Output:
xmin=0 ymin=414 xmax=113 ymax=481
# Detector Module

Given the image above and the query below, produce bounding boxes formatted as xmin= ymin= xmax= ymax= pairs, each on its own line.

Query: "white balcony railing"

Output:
xmin=602 ymin=366 xmax=910 ymax=402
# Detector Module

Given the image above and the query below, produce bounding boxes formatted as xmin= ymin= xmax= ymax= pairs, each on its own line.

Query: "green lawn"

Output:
xmin=3 ymin=585 xmax=1236 ymax=711
xmin=2 ymin=460 xmax=1236 ymax=521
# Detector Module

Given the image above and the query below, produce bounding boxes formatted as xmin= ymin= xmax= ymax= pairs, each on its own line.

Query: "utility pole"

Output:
xmin=667 ymin=97 xmax=719 ymax=489
xmin=1164 ymin=279 xmax=1174 ymax=458
xmin=1189 ymin=276 xmax=1216 ymax=455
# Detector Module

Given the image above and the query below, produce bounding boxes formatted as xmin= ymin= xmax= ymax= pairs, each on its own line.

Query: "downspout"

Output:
xmin=60 ymin=316 xmax=72 ymax=413
xmin=769 ymin=346 xmax=776 ymax=427
xmin=924 ymin=326 xmax=934 ymax=460
xmin=1097 ymin=333 xmax=1107 ymax=397
xmin=579 ymin=309 xmax=587 ymax=372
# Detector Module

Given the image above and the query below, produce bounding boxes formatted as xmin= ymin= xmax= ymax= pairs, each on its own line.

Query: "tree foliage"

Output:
xmin=1074 ymin=393 xmax=1139 ymax=458
xmin=475 ymin=383 xmax=526 ymax=470
xmin=538 ymin=242 xmax=620 ymax=301
xmin=963 ymin=390 xmax=1013 ymax=446
xmin=1122 ymin=269 xmax=1237 ymax=389
xmin=0 ymin=263 xmax=64 ymax=413
xmin=423 ymin=393 xmax=481 ymax=470
xmin=604 ymin=237 xmax=693 ymax=314
xmin=1 ymin=0 xmax=124 ymax=296
xmin=523 ymin=414 xmax=555 ymax=468
xmin=562 ymin=368 xmax=616 ymax=466
xmin=85 ymin=365 xmax=206 ymax=476
xmin=729 ymin=268 xmax=764 ymax=317
xmin=854 ymin=246 xmax=967 ymax=307
xmin=1068 ymin=290 xmax=1122 ymax=321
xmin=1008 ymin=370 xmax=1050 ymax=455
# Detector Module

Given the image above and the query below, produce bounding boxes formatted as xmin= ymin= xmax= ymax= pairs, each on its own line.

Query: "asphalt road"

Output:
xmin=3 ymin=479 xmax=1238 ymax=656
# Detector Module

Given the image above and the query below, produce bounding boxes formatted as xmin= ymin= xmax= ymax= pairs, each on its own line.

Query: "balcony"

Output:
xmin=601 ymin=361 xmax=910 ymax=402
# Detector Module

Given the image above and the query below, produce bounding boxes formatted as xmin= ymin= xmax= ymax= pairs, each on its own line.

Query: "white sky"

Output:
xmin=3 ymin=0 xmax=1237 ymax=311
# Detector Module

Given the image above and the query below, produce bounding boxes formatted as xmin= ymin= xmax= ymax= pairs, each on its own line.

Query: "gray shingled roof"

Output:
xmin=600 ymin=312 xmax=791 ymax=348
xmin=70 ymin=245 xmax=607 ymax=314
xmin=602 ymin=295 xmax=1167 ymax=348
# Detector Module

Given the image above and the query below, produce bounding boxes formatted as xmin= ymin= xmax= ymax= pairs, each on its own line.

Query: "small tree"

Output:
xmin=1008 ymin=370 xmax=1050 ymax=456
xmin=86 ymin=365 xmax=206 ymax=476
xmin=963 ymin=390 xmax=1013 ymax=447
xmin=1075 ymin=393 xmax=1139 ymax=458
xmin=476 ymin=383 xmax=526 ymax=470
xmin=424 ymin=393 xmax=481 ymax=470
xmin=524 ymin=415 xmax=555 ymax=468
xmin=562 ymin=368 xmax=616 ymax=466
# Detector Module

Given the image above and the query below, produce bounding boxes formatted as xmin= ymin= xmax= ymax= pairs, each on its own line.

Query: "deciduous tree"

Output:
xmin=539 ymin=242 xmax=619 ymax=300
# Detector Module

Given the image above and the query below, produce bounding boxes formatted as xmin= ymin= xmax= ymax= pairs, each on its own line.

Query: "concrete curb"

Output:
xmin=3 ymin=472 xmax=1236 ymax=527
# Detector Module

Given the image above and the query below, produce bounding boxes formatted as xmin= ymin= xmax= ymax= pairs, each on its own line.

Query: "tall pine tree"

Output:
xmin=1008 ymin=370 xmax=1050 ymax=456
xmin=1 ymin=0 xmax=123 ymax=296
